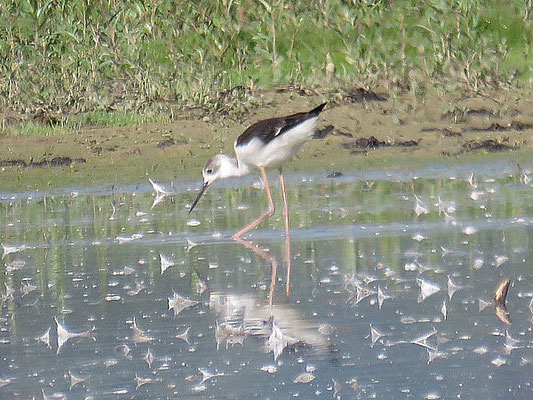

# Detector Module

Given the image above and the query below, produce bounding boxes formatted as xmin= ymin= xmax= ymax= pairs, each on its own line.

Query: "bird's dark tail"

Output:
xmin=309 ymin=102 xmax=327 ymax=115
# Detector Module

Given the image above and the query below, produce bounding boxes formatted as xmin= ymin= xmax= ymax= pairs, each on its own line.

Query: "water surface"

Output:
xmin=1 ymin=161 xmax=533 ymax=399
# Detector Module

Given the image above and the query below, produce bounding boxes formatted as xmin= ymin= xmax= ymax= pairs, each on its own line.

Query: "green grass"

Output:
xmin=2 ymin=111 xmax=170 ymax=136
xmin=0 ymin=0 xmax=532 ymax=118
xmin=71 ymin=110 xmax=170 ymax=127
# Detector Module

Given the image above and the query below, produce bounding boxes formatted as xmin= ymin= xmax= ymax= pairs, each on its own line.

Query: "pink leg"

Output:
xmin=279 ymin=169 xmax=292 ymax=297
xmin=232 ymin=167 xmax=274 ymax=239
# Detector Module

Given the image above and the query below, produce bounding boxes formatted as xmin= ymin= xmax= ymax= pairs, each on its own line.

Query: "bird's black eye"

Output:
xmin=206 ymin=169 xmax=212 ymax=174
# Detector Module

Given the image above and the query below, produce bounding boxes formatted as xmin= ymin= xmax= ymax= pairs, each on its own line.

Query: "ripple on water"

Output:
xmin=1 ymin=162 xmax=533 ymax=399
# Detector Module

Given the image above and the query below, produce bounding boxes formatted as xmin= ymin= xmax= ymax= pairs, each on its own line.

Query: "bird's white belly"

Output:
xmin=236 ymin=137 xmax=306 ymax=169
xmin=235 ymin=116 xmax=317 ymax=170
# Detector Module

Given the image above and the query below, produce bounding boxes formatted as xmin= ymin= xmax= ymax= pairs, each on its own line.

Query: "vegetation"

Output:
xmin=0 ymin=0 xmax=532 ymax=119
xmin=1 ymin=110 xmax=172 ymax=136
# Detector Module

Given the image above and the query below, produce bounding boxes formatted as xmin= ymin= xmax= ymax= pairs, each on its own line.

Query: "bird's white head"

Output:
xmin=202 ymin=154 xmax=239 ymax=185
xmin=190 ymin=154 xmax=239 ymax=213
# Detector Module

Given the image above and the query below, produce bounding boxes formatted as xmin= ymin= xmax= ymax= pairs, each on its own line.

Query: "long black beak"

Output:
xmin=189 ymin=181 xmax=209 ymax=214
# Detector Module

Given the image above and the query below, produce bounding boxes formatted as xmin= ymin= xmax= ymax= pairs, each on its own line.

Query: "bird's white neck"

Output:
xmin=218 ymin=155 xmax=251 ymax=179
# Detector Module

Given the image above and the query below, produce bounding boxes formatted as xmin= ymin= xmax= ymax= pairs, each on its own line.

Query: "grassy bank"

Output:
xmin=1 ymin=0 xmax=532 ymax=121
xmin=1 ymin=88 xmax=532 ymax=192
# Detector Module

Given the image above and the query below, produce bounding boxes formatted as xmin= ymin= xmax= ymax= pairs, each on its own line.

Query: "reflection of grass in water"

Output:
xmin=206 ymin=173 xmax=531 ymax=237
xmin=0 ymin=0 xmax=531 ymax=120
xmin=1 ymin=172 xmax=532 ymax=308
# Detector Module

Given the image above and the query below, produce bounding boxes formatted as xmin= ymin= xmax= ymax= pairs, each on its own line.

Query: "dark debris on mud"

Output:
xmin=0 ymin=156 xmax=86 ymax=168
xmin=420 ymin=127 xmax=462 ymax=137
xmin=313 ymin=125 xmax=353 ymax=139
xmin=462 ymin=139 xmax=519 ymax=153
xmin=472 ymin=121 xmax=533 ymax=132
xmin=348 ymin=136 xmax=388 ymax=149
xmin=157 ymin=138 xmax=176 ymax=148
xmin=395 ymin=139 xmax=419 ymax=147
xmin=344 ymin=88 xmax=388 ymax=103
xmin=343 ymin=136 xmax=419 ymax=154
xmin=91 ymin=146 xmax=118 ymax=155
xmin=441 ymin=108 xmax=499 ymax=120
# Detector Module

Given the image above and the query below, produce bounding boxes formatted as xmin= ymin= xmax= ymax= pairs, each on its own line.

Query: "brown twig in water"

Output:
xmin=494 ymin=278 xmax=510 ymax=304
xmin=493 ymin=278 xmax=511 ymax=325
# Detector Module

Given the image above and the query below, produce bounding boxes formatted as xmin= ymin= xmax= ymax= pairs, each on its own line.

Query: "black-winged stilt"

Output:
xmin=190 ymin=102 xmax=327 ymax=240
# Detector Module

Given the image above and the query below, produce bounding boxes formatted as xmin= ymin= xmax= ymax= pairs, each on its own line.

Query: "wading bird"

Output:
xmin=189 ymin=102 xmax=327 ymax=239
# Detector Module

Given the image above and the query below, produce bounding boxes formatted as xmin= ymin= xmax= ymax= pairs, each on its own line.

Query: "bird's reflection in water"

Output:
xmin=209 ymin=238 xmax=333 ymax=359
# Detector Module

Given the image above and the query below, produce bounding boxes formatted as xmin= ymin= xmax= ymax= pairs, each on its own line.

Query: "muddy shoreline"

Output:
xmin=1 ymin=88 xmax=532 ymax=192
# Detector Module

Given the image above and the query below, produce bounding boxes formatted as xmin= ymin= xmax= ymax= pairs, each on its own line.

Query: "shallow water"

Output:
xmin=1 ymin=161 xmax=533 ymax=399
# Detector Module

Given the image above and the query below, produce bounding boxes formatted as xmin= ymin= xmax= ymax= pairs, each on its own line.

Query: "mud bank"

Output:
xmin=1 ymin=88 xmax=532 ymax=192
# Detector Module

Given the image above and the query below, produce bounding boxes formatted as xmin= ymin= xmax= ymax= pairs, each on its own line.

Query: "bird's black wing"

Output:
xmin=236 ymin=103 xmax=327 ymax=146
